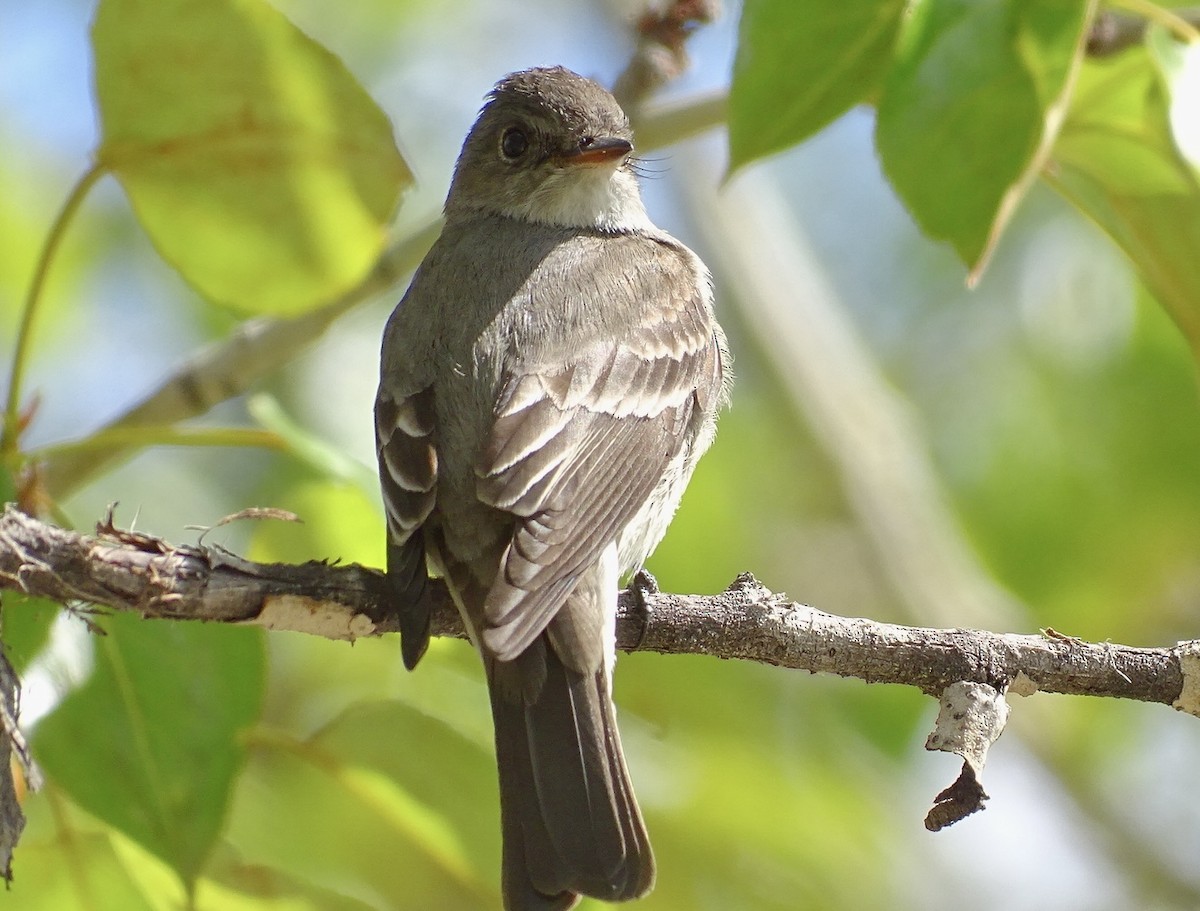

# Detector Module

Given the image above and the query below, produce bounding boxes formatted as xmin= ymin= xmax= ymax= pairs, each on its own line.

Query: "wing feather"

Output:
xmin=476 ymin=254 xmax=721 ymax=663
xmin=375 ymin=384 xmax=439 ymax=668
xmin=376 ymin=387 xmax=437 ymax=542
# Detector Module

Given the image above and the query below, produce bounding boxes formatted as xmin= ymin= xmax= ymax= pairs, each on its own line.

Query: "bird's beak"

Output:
xmin=562 ymin=136 xmax=633 ymax=167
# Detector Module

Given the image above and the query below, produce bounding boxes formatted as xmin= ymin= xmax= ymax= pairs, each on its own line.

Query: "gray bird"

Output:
xmin=375 ymin=66 xmax=730 ymax=909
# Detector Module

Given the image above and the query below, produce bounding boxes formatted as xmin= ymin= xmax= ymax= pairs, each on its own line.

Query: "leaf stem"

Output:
xmin=1115 ymin=0 xmax=1200 ymax=44
xmin=28 ymin=426 xmax=286 ymax=462
xmin=2 ymin=162 xmax=106 ymax=459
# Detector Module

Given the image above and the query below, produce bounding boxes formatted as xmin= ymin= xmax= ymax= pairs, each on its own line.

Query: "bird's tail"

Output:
xmin=489 ymin=640 xmax=654 ymax=911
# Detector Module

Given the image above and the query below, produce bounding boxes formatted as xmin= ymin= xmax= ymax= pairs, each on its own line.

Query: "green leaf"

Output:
xmin=309 ymin=701 xmax=499 ymax=880
xmin=33 ymin=614 xmax=265 ymax=889
xmin=91 ymin=0 xmax=411 ymax=315
xmin=0 ymin=593 xmax=59 ymax=674
xmin=876 ymin=0 xmax=1092 ymax=275
xmin=1049 ymin=49 xmax=1200 ymax=352
xmin=225 ymin=703 xmax=497 ymax=909
xmin=728 ymin=0 xmax=907 ymax=171
xmin=12 ymin=832 xmax=158 ymax=911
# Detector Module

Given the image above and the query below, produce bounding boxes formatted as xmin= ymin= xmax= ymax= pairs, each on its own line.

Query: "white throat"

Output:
xmin=510 ymin=165 xmax=654 ymax=232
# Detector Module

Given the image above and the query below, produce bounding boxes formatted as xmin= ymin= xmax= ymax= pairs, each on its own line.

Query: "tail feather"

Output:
xmin=490 ymin=644 xmax=654 ymax=910
xmin=599 ymin=687 xmax=655 ymax=898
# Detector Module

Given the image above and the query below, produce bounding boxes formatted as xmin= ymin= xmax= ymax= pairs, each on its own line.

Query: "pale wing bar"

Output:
xmin=476 ymin=293 xmax=717 ymax=662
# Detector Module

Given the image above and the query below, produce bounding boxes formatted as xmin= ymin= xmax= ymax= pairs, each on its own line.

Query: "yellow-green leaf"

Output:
xmin=1050 ymin=49 xmax=1200 ymax=353
xmin=0 ymin=593 xmax=59 ymax=674
xmin=11 ymin=832 xmax=157 ymax=911
xmin=33 ymin=615 xmax=265 ymax=888
xmin=227 ymin=709 xmax=497 ymax=910
xmin=91 ymin=0 xmax=411 ymax=315
xmin=876 ymin=0 xmax=1093 ymax=276
xmin=728 ymin=0 xmax=907 ymax=171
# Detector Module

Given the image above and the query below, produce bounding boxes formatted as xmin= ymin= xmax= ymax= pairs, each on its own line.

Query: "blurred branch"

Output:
xmin=36 ymin=218 xmax=443 ymax=501
xmin=612 ymin=0 xmax=720 ymax=112
xmin=633 ymin=90 xmax=728 ymax=152
xmin=684 ymin=164 xmax=1026 ymax=632
xmin=1087 ymin=10 xmax=1150 ymax=56
xmin=1087 ymin=6 xmax=1200 ymax=55
xmin=1018 ymin=722 xmax=1200 ymax=908
xmin=0 ymin=505 xmax=1191 ymax=712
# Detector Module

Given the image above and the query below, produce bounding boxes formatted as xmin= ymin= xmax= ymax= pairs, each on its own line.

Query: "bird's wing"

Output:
xmin=376 ymin=383 xmax=438 ymax=668
xmin=476 ymin=247 xmax=723 ymax=668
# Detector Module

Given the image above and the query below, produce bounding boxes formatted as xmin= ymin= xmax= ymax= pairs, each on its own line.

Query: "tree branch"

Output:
xmin=0 ymin=504 xmax=1191 ymax=708
xmin=4 ymin=502 xmax=1199 ymax=828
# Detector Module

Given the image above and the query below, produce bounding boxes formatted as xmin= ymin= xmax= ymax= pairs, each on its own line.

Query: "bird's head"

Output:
xmin=445 ymin=66 xmax=650 ymax=232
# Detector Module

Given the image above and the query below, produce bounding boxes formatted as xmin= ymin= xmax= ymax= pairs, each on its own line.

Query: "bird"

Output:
xmin=375 ymin=65 xmax=730 ymax=910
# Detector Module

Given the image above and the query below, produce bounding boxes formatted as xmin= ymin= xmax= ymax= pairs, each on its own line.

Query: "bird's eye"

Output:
xmin=500 ymin=127 xmax=529 ymax=160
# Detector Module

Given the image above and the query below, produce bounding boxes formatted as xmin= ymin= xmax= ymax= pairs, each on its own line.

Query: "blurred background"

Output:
xmin=4 ymin=0 xmax=1200 ymax=908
